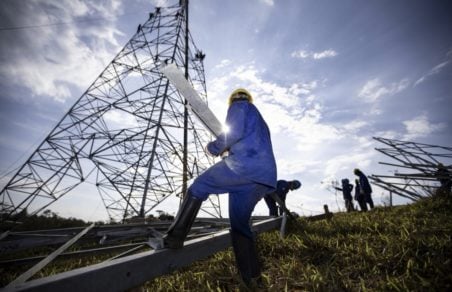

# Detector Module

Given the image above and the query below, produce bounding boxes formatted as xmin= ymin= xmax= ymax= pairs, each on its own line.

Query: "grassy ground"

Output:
xmin=144 ymin=194 xmax=452 ymax=291
xmin=1 ymin=195 xmax=451 ymax=290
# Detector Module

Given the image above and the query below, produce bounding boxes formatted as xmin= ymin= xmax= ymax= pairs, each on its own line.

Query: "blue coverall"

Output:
xmin=188 ymin=99 xmax=277 ymax=239
xmin=357 ymin=172 xmax=374 ymax=208
xmin=264 ymin=180 xmax=291 ymax=216
xmin=338 ymin=179 xmax=354 ymax=212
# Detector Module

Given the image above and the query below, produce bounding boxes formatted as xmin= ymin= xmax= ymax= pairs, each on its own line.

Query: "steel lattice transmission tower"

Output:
xmin=370 ymin=136 xmax=452 ymax=201
xmin=0 ymin=2 xmax=222 ymax=222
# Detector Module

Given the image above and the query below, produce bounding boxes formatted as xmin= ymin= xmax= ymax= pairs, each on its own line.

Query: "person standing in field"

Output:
xmin=354 ymin=168 xmax=374 ymax=210
xmin=334 ymin=178 xmax=355 ymax=212
xmin=354 ymin=179 xmax=367 ymax=211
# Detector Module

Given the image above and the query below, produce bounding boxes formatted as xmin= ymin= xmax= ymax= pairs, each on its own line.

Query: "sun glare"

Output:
xmin=223 ymin=124 xmax=230 ymax=133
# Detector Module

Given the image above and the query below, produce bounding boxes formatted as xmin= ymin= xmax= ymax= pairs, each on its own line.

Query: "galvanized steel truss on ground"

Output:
xmin=0 ymin=197 xmax=329 ymax=289
xmin=370 ymin=136 xmax=452 ymax=201
xmin=0 ymin=217 xmax=284 ymax=291
xmin=0 ymin=3 xmax=221 ymax=222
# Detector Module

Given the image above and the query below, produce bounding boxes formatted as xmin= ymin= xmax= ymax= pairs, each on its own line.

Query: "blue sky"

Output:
xmin=1 ymin=0 xmax=451 ymax=221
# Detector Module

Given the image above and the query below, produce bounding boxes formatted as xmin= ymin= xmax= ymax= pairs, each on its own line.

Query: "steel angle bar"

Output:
xmin=269 ymin=192 xmax=295 ymax=219
xmin=373 ymin=174 xmax=439 ymax=181
xmin=373 ymin=181 xmax=433 ymax=188
xmin=378 ymin=161 xmax=440 ymax=170
xmin=184 ymin=218 xmax=230 ymax=226
xmin=279 ymin=213 xmax=288 ymax=238
xmin=0 ymin=221 xmax=225 ymax=254
xmin=369 ymin=176 xmax=423 ymax=200
xmin=305 ymin=212 xmax=333 ymax=222
xmin=6 ymin=223 xmax=95 ymax=288
xmin=400 ymin=163 xmax=444 ymax=169
xmin=8 ymin=217 xmax=282 ymax=292
xmin=0 ymin=225 xmax=148 ymax=254
xmin=0 ymin=231 xmax=10 ymax=241
xmin=371 ymin=182 xmax=418 ymax=201
xmin=394 ymin=173 xmax=437 ymax=178
xmin=160 ymin=63 xmax=223 ymax=137
xmin=0 ymin=242 xmax=146 ymax=267
xmin=105 ymin=244 xmax=147 ymax=261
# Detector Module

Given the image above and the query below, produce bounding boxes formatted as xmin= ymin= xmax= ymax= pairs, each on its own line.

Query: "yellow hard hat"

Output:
xmin=228 ymin=88 xmax=253 ymax=106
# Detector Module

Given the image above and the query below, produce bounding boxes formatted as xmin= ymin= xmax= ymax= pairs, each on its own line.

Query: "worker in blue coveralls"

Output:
xmin=334 ymin=178 xmax=355 ymax=212
xmin=354 ymin=179 xmax=368 ymax=211
xmin=163 ymin=88 xmax=277 ymax=287
xmin=354 ymin=168 xmax=374 ymax=210
xmin=264 ymin=180 xmax=301 ymax=216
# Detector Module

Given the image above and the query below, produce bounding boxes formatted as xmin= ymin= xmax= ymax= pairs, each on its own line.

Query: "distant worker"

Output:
xmin=354 ymin=168 xmax=374 ymax=209
xmin=163 ymin=88 xmax=277 ymax=288
xmin=334 ymin=178 xmax=355 ymax=212
xmin=354 ymin=179 xmax=367 ymax=211
xmin=264 ymin=180 xmax=301 ymax=216
xmin=435 ymin=163 xmax=451 ymax=195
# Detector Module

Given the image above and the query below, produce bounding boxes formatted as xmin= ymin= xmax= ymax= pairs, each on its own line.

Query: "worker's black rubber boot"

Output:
xmin=163 ymin=194 xmax=202 ymax=249
xmin=230 ymin=229 xmax=261 ymax=287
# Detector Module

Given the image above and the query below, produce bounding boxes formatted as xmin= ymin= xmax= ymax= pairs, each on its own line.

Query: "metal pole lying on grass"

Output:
xmin=7 ymin=218 xmax=282 ymax=292
xmin=6 ymin=223 xmax=95 ymax=289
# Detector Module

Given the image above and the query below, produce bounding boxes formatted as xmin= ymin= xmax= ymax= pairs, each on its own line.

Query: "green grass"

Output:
xmin=144 ymin=195 xmax=452 ymax=291
xmin=1 ymin=195 xmax=451 ymax=291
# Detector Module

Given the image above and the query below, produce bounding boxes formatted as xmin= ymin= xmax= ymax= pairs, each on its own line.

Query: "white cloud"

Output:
xmin=374 ymin=130 xmax=399 ymax=140
xmin=221 ymin=65 xmax=309 ymax=109
xmin=291 ymin=50 xmax=310 ymax=59
xmin=291 ymin=49 xmax=338 ymax=60
xmin=324 ymin=152 xmax=372 ymax=179
xmin=414 ymin=60 xmax=450 ymax=86
xmin=313 ymin=49 xmax=338 ymax=59
xmin=290 ymin=105 xmax=341 ymax=152
xmin=104 ymin=109 xmax=139 ymax=129
xmin=0 ymin=0 xmax=124 ymax=102
xmin=358 ymin=78 xmax=409 ymax=103
xmin=259 ymin=0 xmax=274 ymax=6
xmin=150 ymin=0 xmax=170 ymax=7
xmin=276 ymin=158 xmax=321 ymax=177
xmin=343 ymin=120 xmax=368 ymax=133
xmin=402 ymin=113 xmax=446 ymax=140
xmin=207 ymin=64 xmax=357 ymax=187
xmin=414 ymin=48 xmax=452 ymax=86
xmin=214 ymin=59 xmax=232 ymax=69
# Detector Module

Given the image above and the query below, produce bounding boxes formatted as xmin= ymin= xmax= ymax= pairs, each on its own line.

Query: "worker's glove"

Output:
xmin=220 ymin=151 xmax=229 ymax=159
xmin=204 ymin=145 xmax=216 ymax=157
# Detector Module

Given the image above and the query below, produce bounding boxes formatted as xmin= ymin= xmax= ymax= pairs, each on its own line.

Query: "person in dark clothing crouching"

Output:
xmin=264 ymin=179 xmax=301 ymax=216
